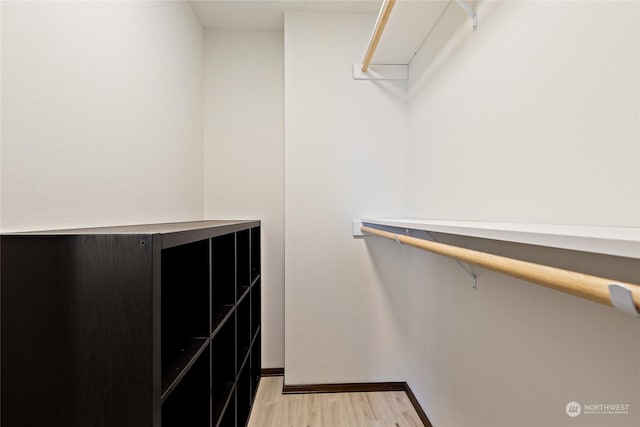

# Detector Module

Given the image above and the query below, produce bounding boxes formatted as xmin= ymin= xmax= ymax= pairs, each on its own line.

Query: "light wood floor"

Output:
xmin=247 ymin=377 xmax=424 ymax=427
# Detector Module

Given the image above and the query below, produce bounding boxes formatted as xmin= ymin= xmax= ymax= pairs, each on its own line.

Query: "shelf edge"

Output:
xmin=361 ymin=218 xmax=640 ymax=259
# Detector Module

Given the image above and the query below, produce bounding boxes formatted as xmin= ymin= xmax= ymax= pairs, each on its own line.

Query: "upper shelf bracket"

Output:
xmin=354 ymin=220 xmax=479 ymax=290
xmin=425 ymin=230 xmax=478 ymax=290
xmin=455 ymin=0 xmax=477 ymax=31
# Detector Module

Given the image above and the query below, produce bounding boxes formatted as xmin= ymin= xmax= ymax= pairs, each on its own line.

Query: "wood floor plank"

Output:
xmin=248 ymin=377 xmax=424 ymax=427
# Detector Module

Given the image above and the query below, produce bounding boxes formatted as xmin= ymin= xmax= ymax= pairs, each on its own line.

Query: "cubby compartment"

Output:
xmin=250 ymin=332 xmax=261 ymax=403
xmin=161 ymin=239 xmax=210 ymax=392
xmin=212 ymin=314 xmax=236 ymax=424
xmin=236 ymin=229 xmax=251 ymax=298
xmin=162 ymin=346 xmax=210 ymax=427
xmin=216 ymin=390 xmax=236 ymax=427
xmin=251 ymin=280 xmax=261 ymax=339
xmin=237 ymin=295 xmax=251 ymax=369
xmin=250 ymin=227 xmax=260 ymax=283
xmin=237 ymin=363 xmax=252 ymax=427
xmin=212 ymin=233 xmax=236 ymax=333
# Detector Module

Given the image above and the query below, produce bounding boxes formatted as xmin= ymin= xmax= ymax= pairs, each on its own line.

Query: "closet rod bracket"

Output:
xmin=609 ymin=284 xmax=640 ymax=318
xmin=426 ymin=231 xmax=478 ymax=290
xmin=455 ymin=0 xmax=478 ymax=31
xmin=359 ymin=222 xmax=479 ymax=290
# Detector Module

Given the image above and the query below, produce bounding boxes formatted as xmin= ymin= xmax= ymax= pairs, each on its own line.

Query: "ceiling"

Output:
xmin=189 ymin=0 xmax=381 ymax=31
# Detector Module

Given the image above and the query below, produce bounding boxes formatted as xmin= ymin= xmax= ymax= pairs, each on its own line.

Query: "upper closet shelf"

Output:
xmin=358 ymin=218 xmax=640 ymax=259
xmin=356 ymin=0 xmax=475 ymax=77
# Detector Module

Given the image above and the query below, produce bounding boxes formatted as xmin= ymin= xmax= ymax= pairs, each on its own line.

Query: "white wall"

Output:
xmin=284 ymin=12 xmax=409 ymax=385
xmin=404 ymin=1 xmax=640 ymax=426
xmin=0 ymin=1 xmax=204 ymax=232
xmin=203 ymin=30 xmax=285 ymax=369
xmin=408 ymin=0 xmax=639 ymax=226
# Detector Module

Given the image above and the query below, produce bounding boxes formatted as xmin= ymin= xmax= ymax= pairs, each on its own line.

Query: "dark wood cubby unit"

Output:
xmin=1 ymin=220 xmax=261 ymax=427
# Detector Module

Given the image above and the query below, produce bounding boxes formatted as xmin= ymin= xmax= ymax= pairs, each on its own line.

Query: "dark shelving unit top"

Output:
xmin=5 ymin=220 xmax=260 ymax=249
xmin=6 ymin=220 xmax=258 ymax=235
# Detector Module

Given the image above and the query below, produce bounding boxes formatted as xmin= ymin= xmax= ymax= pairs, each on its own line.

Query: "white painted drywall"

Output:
xmin=404 ymin=1 xmax=640 ymax=426
xmin=1 ymin=1 xmax=204 ymax=232
xmin=203 ymin=30 xmax=285 ymax=369
xmin=407 ymin=0 xmax=639 ymax=227
xmin=284 ymin=12 xmax=409 ymax=385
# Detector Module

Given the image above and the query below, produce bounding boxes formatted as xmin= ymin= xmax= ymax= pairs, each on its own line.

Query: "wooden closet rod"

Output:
xmin=361 ymin=0 xmax=397 ymax=72
xmin=361 ymin=225 xmax=640 ymax=312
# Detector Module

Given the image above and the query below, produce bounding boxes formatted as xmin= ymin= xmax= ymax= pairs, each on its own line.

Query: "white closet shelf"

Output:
xmin=360 ymin=218 xmax=640 ymax=260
